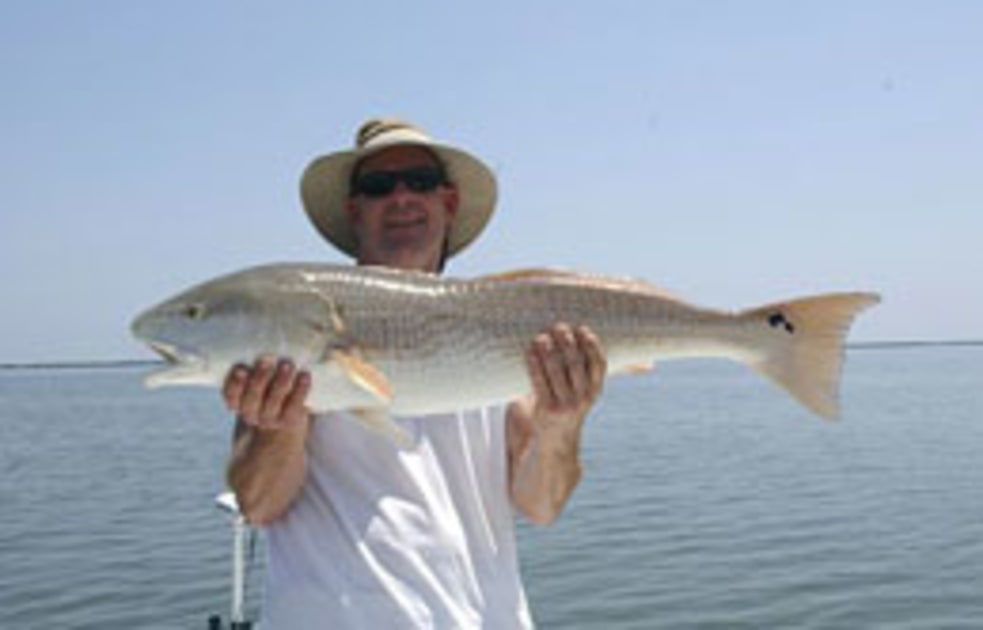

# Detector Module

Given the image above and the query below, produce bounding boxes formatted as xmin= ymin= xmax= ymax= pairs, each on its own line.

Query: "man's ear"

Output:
xmin=346 ymin=198 xmax=362 ymax=225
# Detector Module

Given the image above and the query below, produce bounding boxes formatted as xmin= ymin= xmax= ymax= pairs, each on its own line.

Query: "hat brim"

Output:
xmin=300 ymin=139 xmax=497 ymax=259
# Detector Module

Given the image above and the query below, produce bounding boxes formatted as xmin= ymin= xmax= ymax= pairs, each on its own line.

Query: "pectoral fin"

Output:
xmin=331 ymin=350 xmax=394 ymax=403
xmin=615 ymin=362 xmax=655 ymax=375
xmin=351 ymin=408 xmax=412 ymax=449
xmin=304 ymin=293 xmax=393 ymax=404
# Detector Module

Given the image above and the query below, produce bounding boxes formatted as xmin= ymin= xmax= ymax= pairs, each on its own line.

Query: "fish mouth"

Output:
xmin=142 ymin=341 xmax=209 ymax=389
xmin=148 ymin=341 xmax=184 ymax=364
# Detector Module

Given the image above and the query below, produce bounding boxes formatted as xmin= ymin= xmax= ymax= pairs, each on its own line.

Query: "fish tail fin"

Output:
xmin=740 ymin=292 xmax=880 ymax=419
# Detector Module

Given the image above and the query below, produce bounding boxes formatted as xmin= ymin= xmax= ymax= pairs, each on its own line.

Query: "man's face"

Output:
xmin=346 ymin=145 xmax=459 ymax=272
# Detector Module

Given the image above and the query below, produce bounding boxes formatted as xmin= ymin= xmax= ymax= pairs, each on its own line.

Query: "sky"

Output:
xmin=1 ymin=1 xmax=981 ymax=363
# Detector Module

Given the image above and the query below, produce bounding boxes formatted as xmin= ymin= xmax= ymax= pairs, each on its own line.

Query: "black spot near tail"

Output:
xmin=768 ymin=312 xmax=796 ymax=334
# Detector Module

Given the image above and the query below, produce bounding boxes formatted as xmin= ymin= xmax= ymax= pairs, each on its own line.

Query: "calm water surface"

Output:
xmin=1 ymin=347 xmax=980 ymax=628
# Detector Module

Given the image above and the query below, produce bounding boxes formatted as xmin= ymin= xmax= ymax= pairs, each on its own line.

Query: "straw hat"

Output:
xmin=300 ymin=118 xmax=498 ymax=259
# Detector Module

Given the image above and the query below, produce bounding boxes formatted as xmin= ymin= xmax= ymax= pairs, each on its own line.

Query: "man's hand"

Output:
xmin=223 ymin=356 xmax=312 ymax=431
xmin=513 ymin=323 xmax=607 ymax=433
xmin=224 ymin=356 xmax=313 ymax=525
xmin=507 ymin=323 xmax=607 ymax=525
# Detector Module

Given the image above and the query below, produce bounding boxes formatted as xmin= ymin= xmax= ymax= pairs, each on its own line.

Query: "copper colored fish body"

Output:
xmin=131 ymin=263 xmax=880 ymax=438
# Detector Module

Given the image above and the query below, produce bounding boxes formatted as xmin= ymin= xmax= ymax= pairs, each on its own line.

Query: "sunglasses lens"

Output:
xmin=355 ymin=171 xmax=398 ymax=198
xmin=403 ymin=167 xmax=444 ymax=192
xmin=354 ymin=167 xmax=445 ymax=198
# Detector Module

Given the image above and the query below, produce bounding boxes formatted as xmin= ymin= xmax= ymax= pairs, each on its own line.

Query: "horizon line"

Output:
xmin=1 ymin=339 xmax=982 ymax=371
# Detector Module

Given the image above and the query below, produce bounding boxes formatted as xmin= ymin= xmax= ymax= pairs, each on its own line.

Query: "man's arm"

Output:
xmin=224 ymin=357 xmax=313 ymax=526
xmin=507 ymin=324 xmax=606 ymax=526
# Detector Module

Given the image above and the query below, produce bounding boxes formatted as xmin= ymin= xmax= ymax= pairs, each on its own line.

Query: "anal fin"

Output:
xmin=615 ymin=362 xmax=655 ymax=375
xmin=331 ymin=350 xmax=394 ymax=403
xmin=351 ymin=408 xmax=412 ymax=449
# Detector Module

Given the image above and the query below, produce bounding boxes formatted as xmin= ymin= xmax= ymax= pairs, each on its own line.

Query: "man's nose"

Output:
xmin=389 ymin=181 xmax=419 ymax=205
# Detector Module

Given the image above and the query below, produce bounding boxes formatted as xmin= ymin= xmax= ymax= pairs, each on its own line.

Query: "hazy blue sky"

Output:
xmin=2 ymin=1 xmax=981 ymax=363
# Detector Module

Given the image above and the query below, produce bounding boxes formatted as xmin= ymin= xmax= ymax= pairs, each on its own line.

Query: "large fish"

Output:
xmin=131 ymin=263 xmax=879 ymax=440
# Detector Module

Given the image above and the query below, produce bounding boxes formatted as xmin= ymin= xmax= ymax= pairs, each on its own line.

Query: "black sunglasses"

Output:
xmin=351 ymin=166 xmax=447 ymax=198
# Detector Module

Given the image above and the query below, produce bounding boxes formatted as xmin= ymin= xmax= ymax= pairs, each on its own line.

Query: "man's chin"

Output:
xmin=382 ymin=225 xmax=433 ymax=249
xmin=372 ymin=245 xmax=441 ymax=271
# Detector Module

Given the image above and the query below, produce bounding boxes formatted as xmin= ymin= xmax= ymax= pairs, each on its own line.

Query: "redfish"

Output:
xmin=131 ymin=264 xmax=879 ymax=439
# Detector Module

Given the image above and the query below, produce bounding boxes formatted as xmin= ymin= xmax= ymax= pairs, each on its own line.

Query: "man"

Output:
xmin=223 ymin=119 xmax=606 ymax=628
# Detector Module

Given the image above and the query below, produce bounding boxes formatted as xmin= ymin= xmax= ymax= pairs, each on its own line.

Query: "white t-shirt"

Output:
xmin=260 ymin=406 xmax=535 ymax=629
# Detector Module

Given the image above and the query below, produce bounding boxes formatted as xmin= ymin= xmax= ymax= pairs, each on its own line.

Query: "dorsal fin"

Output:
xmin=478 ymin=267 xmax=681 ymax=301
xmin=479 ymin=268 xmax=579 ymax=282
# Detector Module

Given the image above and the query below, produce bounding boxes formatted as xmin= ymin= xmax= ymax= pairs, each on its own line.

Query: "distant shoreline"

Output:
xmin=848 ymin=340 xmax=983 ymax=350
xmin=2 ymin=340 xmax=982 ymax=370
xmin=0 ymin=359 xmax=159 ymax=371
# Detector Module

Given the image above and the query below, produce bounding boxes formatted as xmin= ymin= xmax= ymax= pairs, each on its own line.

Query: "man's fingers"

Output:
xmin=537 ymin=329 xmax=575 ymax=408
xmin=238 ymin=356 xmax=276 ymax=425
xmin=554 ymin=324 xmax=590 ymax=402
xmin=575 ymin=325 xmax=606 ymax=399
xmin=225 ymin=356 xmax=314 ymax=432
xmin=223 ymin=364 xmax=249 ymax=411
xmin=526 ymin=339 xmax=556 ymax=409
xmin=281 ymin=370 xmax=313 ymax=427
xmin=528 ymin=324 xmax=609 ymax=412
xmin=259 ymin=360 xmax=296 ymax=426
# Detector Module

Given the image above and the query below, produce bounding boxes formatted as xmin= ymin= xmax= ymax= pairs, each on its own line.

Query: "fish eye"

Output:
xmin=183 ymin=303 xmax=206 ymax=320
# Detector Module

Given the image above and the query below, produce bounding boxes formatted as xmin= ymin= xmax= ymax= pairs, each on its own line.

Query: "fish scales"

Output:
xmin=131 ymin=263 xmax=880 ymax=436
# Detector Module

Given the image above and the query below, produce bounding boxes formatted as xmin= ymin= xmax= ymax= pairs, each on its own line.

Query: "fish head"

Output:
xmin=131 ymin=270 xmax=307 ymax=389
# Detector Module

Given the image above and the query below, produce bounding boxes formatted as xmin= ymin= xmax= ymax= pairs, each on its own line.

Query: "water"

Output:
xmin=1 ymin=347 xmax=981 ymax=629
